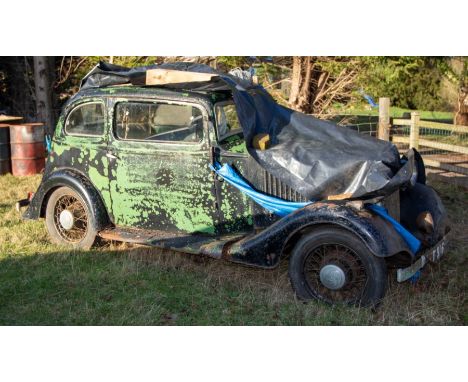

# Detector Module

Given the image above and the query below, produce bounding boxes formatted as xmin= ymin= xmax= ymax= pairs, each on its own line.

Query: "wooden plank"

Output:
xmin=0 ymin=115 xmax=22 ymax=123
xmin=418 ymin=139 xmax=468 ymax=155
xmin=393 ymin=118 xmax=468 ymax=134
xmin=418 ymin=120 xmax=468 ymax=134
xmin=392 ymin=136 xmax=410 ymax=143
xmin=378 ymin=97 xmax=390 ymax=141
xmin=392 ymin=118 xmax=412 ymax=126
xmin=423 ymin=158 xmax=468 ymax=174
xmin=393 ymin=135 xmax=468 ymax=155
xmin=146 ymin=69 xmax=218 ymax=86
xmin=252 ymin=134 xmax=270 ymax=150
xmin=410 ymin=112 xmax=420 ymax=150
xmin=327 ymin=193 xmax=353 ymax=201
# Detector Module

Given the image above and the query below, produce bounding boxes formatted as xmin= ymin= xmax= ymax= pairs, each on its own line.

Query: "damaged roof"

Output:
xmin=79 ymin=61 xmax=417 ymax=201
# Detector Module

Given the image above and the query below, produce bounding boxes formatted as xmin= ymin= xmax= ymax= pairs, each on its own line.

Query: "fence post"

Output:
xmin=378 ymin=97 xmax=391 ymax=141
xmin=409 ymin=112 xmax=420 ymax=150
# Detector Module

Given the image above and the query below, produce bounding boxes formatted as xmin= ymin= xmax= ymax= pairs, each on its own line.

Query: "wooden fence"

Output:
xmin=377 ymin=98 xmax=468 ymax=176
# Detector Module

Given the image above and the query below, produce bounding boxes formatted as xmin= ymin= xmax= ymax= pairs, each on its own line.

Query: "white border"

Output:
xmin=0 ymin=327 xmax=466 ymax=381
xmin=1 ymin=1 xmax=466 ymax=380
xmin=2 ymin=1 xmax=466 ymax=55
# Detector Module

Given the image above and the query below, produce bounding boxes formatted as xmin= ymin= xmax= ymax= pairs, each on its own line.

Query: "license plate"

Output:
xmin=428 ymin=237 xmax=447 ymax=262
xmin=396 ymin=236 xmax=448 ymax=282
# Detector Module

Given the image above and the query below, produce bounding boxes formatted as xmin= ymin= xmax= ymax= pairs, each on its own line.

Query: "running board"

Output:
xmin=98 ymin=227 xmax=246 ymax=259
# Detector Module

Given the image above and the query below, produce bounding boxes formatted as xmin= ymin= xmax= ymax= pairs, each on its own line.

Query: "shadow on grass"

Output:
xmin=0 ymin=241 xmax=465 ymax=326
xmin=0 ymin=245 xmax=328 ymax=326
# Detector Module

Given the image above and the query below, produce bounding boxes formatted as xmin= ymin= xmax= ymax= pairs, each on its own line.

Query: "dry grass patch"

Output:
xmin=0 ymin=173 xmax=466 ymax=325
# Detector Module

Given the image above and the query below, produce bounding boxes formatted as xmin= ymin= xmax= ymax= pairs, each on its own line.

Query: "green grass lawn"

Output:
xmin=0 ymin=174 xmax=466 ymax=325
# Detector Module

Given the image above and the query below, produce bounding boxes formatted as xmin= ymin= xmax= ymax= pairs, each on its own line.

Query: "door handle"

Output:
xmin=106 ymin=151 xmax=119 ymax=160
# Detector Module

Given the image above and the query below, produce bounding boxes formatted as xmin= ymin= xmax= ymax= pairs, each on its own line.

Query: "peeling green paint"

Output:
xmin=108 ymin=147 xmax=217 ymax=234
xmin=45 ymin=86 xmax=255 ymax=237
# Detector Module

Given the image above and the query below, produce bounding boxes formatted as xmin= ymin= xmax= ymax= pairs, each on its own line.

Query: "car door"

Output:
xmin=53 ymin=98 xmax=113 ymax=213
xmin=107 ymin=97 xmax=219 ymax=234
xmin=212 ymin=101 xmax=255 ymax=234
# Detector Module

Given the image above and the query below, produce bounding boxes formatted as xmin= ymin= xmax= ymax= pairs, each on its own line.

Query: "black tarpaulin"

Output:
xmin=80 ymin=62 xmax=416 ymax=201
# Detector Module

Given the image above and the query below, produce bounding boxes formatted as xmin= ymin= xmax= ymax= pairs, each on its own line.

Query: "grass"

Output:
xmin=0 ymin=174 xmax=466 ymax=325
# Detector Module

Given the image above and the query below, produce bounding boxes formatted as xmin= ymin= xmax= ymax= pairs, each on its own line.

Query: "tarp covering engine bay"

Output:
xmin=81 ymin=61 xmax=418 ymax=201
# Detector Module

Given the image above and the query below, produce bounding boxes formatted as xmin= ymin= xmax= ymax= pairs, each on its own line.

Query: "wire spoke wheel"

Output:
xmin=303 ymin=243 xmax=368 ymax=304
xmin=289 ymin=226 xmax=387 ymax=307
xmin=52 ymin=194 xmax=89 ymax=243
xmin=45 ymin=186 xmax=99 ymax=250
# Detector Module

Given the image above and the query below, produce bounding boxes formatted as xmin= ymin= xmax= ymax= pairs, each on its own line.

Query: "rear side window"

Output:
xmin=65 ymin=102 xmax=105 ymax=136
xmin=114 ymin=102 xmax=204 ymax=143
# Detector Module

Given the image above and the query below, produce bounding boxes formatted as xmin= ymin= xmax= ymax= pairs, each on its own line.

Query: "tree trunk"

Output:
xmin=454 ymin=86 xmax=468 ymax=126
xmin=33 ymin=56 xmax=54 ymax=134
xmin=287 ymin=57 xmax=359 ymax=116
xmin=289 ymin=56 xmax=313 ymax=113
xmin=453 ymin=58 xmax=467 ymax=126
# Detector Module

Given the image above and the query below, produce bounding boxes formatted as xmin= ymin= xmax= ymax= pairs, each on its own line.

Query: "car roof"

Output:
xmin=65 ymin=86 xmax=231 ymax=109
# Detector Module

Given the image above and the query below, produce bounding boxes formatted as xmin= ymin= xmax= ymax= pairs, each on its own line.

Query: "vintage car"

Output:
xmin=21 ymin=67 xmax=449 ymax=307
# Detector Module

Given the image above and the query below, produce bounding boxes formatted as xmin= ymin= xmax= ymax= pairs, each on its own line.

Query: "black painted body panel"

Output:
xmin=22 ymin=86 xmax=448 ymax=269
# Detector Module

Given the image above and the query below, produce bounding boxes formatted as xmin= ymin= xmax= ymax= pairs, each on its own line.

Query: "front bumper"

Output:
xmin=396 ymin=234 xmax=448 ymax=282
xmin=16 ymin=193 xmax=33 ymax=213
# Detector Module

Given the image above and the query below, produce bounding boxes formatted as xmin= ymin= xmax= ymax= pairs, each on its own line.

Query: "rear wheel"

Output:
xmin=289 ymin=226 xmax=387 ymax=307
xmin=45 ymin=186 xmax=98 ymax=249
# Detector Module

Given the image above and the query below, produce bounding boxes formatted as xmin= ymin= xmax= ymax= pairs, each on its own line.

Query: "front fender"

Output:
xmin=23 ymin=168 xmax=110 ymax=230
xmin=226 ymin=202 xmax=412 ymax=268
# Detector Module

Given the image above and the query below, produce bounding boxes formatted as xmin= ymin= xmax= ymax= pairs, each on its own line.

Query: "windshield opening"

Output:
xmin=214 ymin=102 xmax=242 ymax=142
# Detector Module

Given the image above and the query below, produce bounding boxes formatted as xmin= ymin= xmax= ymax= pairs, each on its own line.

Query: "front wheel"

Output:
xmin=45 ymin=186 xmax=98 ymax=249
xmin=289 ymin=226 xmax=387 ymax=307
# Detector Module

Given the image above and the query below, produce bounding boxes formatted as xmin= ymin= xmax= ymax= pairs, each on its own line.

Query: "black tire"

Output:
xmin=45 ymin=186 xmax=98 ymax=250
xmin=289 ymin=226 xmax=387 ymax=307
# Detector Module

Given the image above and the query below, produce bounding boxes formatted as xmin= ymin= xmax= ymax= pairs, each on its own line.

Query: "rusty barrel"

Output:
xmin=0 ymin=124 xmax=11 ymax=175
xmin=9 ymin=123 xmax=46 ymax=176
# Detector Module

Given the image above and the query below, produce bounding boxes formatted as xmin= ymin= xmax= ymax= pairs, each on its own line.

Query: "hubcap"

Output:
xmin=53 ymin=194 xmax=88 ymax=242
xmin=319 ymin=264 xmax=346 ymax=290
xmin=304 ymin=243 xmax=367 ymax=303
xmin=59 ymin=209 xmax=74 ymax=230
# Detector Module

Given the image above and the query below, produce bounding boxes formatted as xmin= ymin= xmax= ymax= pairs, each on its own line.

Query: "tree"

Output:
xmin=434 ymin=57 xmax=468 ymax=125
xmin=2 ymin=56 xmax=459 ymax=126
xmin=454 ymin=58 xmax=467 ymax=126
xmin=357 ymin=57 xmax=445 ymax=111
xmin=288 ymin=57 xmax=359 ymax=116
xmin=455 ymin=86 xmax=467 ymax=125
xmin=289 ymin=57 xmax=312 ymax=112
xmin=33 ymin=57 xmax=55 ymax=134
xmin=0 ymin=57 xmax=36 ymax=119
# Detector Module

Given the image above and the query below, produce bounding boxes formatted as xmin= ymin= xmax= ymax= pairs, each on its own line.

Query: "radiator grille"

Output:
xmin=260 ymin=169 xmax=308 ymax=202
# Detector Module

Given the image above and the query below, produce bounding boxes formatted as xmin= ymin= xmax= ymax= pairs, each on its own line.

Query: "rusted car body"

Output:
xmin=22 ymin=83 xmax=449 ymax=307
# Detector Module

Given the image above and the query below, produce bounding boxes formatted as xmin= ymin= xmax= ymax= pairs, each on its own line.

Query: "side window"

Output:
xmin=65 ymin=102 xmax=105 ymax=136
xmin=215 ymin=102 xmax=241 ymax=140
xmin=115 ymin=102 xmax=204 ymax=143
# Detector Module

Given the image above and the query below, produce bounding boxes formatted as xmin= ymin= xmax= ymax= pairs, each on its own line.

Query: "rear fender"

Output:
xmin=23 ymin=168 xmax=110 ymax=230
